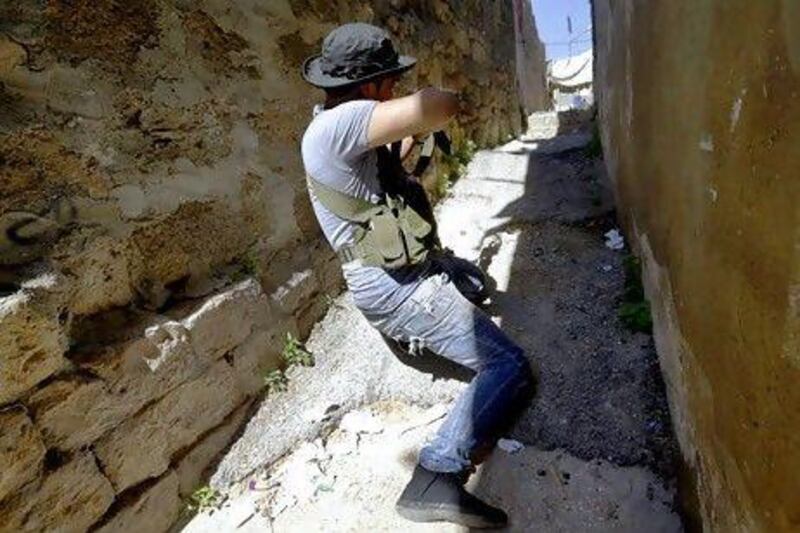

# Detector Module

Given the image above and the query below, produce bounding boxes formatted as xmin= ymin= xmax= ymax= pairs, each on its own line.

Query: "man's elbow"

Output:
xmin=418 ymin=87 xmax=459 ymax=128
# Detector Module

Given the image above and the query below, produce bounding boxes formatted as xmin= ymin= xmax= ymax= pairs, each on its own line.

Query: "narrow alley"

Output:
xmin=2 ymin=2 xmax=798 ymax=531
xmin=181 ymin=112 xmax=684 ymax=532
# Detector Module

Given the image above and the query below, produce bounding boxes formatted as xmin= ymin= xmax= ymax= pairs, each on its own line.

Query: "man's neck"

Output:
xmin=324 ymin=88 xmax=373 ymax=110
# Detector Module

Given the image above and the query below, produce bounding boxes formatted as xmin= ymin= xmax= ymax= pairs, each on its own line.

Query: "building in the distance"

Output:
xmin=548 ymin=47 xmax=593 ymax=111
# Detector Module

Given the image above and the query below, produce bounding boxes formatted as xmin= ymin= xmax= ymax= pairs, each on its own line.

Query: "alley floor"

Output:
xmin=179 ymin=114 xmax=684 ymax=532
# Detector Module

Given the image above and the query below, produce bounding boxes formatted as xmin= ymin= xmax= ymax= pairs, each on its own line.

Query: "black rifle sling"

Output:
xmin=375 ymin=143 xmax=438 ymax=244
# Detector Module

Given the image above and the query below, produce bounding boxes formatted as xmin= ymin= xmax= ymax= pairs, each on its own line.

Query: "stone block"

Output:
xmin=28 ymin=376 xmax=118 ymax=451
xmin=95 ymin=360 xmax=245 ymax=492
xmin=96 ymin=471 xmax=181 ymax=533
xmin=53 ymin=235 xmax=135 ymax=316
xmin=175 ymin=402 xmax=252 ymax=497
xmin=46 ymin=65 xmax=113 ymax=119
xmin=32 ymin=280 xmax=269 ymax=450
xmin=129 ymin=202 xmax=254 ymax=308
xmin=181 ymin=278 xmax=271 ymax=360
xmin=269 ymin=268 xmax=318 ymax=316
xmin=0 ymin=406 xmax=46 ymax=502
xmin=0 ymin=35 xmax=25 ymax=75
xmin=0 ymin=273 xmax=69 ymax=405
xmin=29 ymin=319 xmax=201 ymax=450
xmin=0 ymin=452 xmax=114 ymax=532
xmin=230 ymin=327 xmax=286 ymax=396
xmin=296 ymin=296 xmax=329 ymax=340
xmin=312 ymin=244 xmax=344 ymax=296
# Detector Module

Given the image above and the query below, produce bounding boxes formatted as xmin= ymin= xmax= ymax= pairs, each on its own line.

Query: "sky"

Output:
xmin=530 ymin=0 xmax=592 ymax=60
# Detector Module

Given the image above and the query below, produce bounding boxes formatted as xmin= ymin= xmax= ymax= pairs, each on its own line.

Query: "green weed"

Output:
xmin=261 ymin=333 xmax=314 ymax=395
xmin=230 ymin=247 xmax=260 ymax=282
xmin=185 ymin=486 xmax=225 ymax=515
xmin=436 ymin=139 xmax=477 ymax=197
xmin=282 ymin=332 xmax=314 ymax=367
xmin=585 ymin=122 xmax=603 ymax=159
xmin=263 ymin=368 xmax=288 ymax=393
xmin=618 ymin=255 xmax=652 ymax=333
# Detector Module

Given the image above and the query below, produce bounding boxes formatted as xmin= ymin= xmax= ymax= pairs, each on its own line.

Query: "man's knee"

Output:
xmin=507 ymin=350 xmax=536 ymax=398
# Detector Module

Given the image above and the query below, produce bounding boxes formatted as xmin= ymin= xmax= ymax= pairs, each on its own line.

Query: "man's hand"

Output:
xmin=397 ymin=135 xmax=419 ymax=161
xmin=367 ymin=87 xmax=458 ymax=149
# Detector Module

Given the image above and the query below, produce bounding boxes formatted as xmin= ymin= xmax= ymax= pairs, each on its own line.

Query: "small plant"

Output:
xmin=263 ymin=368 xmax=288 ymax=393
xmin=282 ymin=332 xmax=314 ymax=367
xmin=585 ymin=122 xmax=603 ymax=159
xmin=619 ymin=301 xmax=652 ymax=333
xmin=240 ymin=251 xmax=259 ymax=275
xmin=186 ymin=486 xmax=225 ymax=515
xmin=261 ymin=333 xmax=314 ymax=394
xmin=437 ymin=139 xmax=477 ymax=197
xmin=230 ymin=247 xmax=260 ymax=282
xmin=618 ymin=255 xmax=653 ymax=333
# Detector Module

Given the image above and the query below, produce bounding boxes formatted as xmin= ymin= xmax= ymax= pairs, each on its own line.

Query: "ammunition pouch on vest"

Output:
xmin=307 ymin=175 xmax=435 ymax=269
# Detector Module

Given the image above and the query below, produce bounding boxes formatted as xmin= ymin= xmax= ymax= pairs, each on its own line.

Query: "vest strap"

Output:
xmin=307 ymin=175 xmax=380 ymax=223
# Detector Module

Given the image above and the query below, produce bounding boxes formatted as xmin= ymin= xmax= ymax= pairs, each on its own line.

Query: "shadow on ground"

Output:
xmin=440 ymin=126 xmax=682 ymax=530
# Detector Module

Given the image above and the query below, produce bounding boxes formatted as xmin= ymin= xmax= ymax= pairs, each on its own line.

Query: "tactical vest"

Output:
xmin=308 ymin=139 xmax=442 ymax=269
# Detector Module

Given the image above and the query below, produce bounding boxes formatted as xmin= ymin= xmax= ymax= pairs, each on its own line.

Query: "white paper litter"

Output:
xmin=497 ymin=438 xmax=524 ymax=454
xmin=604 ymin=229 xmax=625 ymax=250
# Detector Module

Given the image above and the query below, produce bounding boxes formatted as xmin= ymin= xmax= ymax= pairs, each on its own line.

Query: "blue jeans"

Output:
xmin=363 ymin=255 xmax=535 ymax=474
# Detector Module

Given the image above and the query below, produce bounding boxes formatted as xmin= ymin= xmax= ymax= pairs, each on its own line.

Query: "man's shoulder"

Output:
xmin=302 ymin=99 xmax=377 ymax=160
xmin=306 ymin=100 xmax=376 ymax=134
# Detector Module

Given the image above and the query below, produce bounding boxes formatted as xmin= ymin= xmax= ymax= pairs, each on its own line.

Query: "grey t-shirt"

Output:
xmin=300 ymin=100 xmax=430 ymax=316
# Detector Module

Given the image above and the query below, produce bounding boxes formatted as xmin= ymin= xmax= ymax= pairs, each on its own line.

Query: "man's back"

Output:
xmin=301 ymin=99 xmax=429 ymax=316
xmin=301 ymin=99 xmax=380 ymax=253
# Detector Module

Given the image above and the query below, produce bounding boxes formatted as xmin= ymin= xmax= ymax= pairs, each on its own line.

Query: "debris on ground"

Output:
xmin=497 ymin=438 xmax=525 ymax=454
xmin=604 ymin=228 xmax=626 ymax=250
xmin=340 ymin=409 xmax=384 ymax=435
xmin=184 ymin=402 xmax=681 ymax=532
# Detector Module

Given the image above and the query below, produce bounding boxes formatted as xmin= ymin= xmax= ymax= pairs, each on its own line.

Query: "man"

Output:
xmin=300 ymin=23 xmax=534 ymax=528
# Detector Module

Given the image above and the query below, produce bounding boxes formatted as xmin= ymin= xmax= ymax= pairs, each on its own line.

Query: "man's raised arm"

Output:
xmin=367 ymin=87 xmax=459 ymax=148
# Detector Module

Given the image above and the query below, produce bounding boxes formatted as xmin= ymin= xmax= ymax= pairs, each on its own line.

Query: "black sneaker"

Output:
xmin=395 ymin=465 xmax=508 ymax=529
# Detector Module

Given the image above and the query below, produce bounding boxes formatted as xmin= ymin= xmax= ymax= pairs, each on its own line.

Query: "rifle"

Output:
xmin=376 ymin=131 xmax=451 ymax=247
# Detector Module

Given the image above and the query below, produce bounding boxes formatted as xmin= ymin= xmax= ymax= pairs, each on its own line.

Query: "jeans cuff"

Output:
xmin=419 ymin=447 xmax=471 ymax=474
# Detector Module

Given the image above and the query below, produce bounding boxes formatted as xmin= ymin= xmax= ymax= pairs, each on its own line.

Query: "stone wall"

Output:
xmin=0 ymin=0 xmax=545 ymax=530
xmin=512 ymin=0 xmax=549 ymax=114
xmin=593 ymin=1 xmax=800 ymax=531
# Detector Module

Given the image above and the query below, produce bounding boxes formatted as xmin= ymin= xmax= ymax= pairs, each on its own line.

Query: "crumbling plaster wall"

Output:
xmin=0 ymin=0 xmax=545 ymax=531
xmin=593 ymin=1 xmax=800 ymax=531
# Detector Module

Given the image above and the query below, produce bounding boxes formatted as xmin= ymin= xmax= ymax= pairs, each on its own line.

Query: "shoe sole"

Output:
xmin=395 ymin=501 xmax=507 ymax=529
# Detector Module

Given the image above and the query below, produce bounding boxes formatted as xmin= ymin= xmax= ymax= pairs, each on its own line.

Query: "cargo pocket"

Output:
xmin=408 ymin=272 xmax=451 ymax=319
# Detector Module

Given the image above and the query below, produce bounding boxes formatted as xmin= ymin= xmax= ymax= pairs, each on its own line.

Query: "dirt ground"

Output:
xmin=181 ymin=115 xmax=684 ymax=532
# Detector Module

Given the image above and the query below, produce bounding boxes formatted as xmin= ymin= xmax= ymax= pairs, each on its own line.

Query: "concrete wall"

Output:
xmin=0 ymin=1 xmax=545 ymax=530
xmin=593 ymin=1 xmax=800 ymax=531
